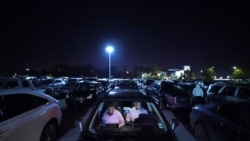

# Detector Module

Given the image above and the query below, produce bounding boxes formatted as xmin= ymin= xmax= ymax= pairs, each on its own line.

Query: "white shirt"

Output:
xmin=126 ymin=107 xmax=148 ymax=122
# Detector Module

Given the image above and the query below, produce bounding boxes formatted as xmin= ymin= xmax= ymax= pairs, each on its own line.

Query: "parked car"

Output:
xmin=65 ymin=81 xmax=105 ymax=108
xmin=77 ymin=89 xmax=180 ymax=141
xmin=0 ymin=88 xmax=62 ymax=141
xmin=190 ymin=101 xmax=250 ymax=141
xmin=56 ymin=81 xmax=82 ymax=97
xmin=113 ymin=79 xmax=139 ymax=90
xmin=206 ymin=84 xmax=250 ymax=104
xmin=141 ymin=79 xmax=155 ymax=89
xmin=96 ymin=79 xmax=109 ymax=91
xmin=48 ymin=78 xmax=66 ymax=87
xmin=68 ymin=77 xmax=84 ymax=84
xmin=147 ymin=80 xmax=192 ymax=110
xmin=0 ymin=78 xmax=35 ymax=89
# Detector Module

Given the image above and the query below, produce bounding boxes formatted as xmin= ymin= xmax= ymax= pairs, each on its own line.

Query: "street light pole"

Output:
xmin=106 ymin=46 xmax=114 ymax=81
xmin=108 ymin=51 xmax=111 ymax=80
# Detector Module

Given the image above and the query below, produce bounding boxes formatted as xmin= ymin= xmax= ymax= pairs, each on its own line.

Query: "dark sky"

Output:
xmin=1 ymin=0 xmax=250 ymax=76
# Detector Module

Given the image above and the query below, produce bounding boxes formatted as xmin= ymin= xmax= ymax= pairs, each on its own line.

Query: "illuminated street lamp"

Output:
xmin=233 ymin=66 xmax=237 ymax=70
xmin=106 ymin=46 xmax=114 ymax=81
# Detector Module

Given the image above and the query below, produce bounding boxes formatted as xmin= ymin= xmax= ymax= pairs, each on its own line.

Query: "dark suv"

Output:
xmin=190 ymin=101 xmax=250 ymax=141
xmin=206 ymin=84 xmax=250 ymax=104
xmin=65 ymin=81 xmax=105 ymax=108
xmin=147 ymin=80 xmax=192 ymax=110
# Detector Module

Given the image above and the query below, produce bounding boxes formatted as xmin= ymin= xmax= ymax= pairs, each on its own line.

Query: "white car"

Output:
xmin=0 ymin=88 xmax=62 ymax=141
xmin=49 ymin=78 xmax=66 ymax=87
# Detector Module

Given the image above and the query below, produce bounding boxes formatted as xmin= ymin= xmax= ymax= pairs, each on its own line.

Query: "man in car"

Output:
xmin=101 ymin=102 xmax=125 ymax=128
xmin=126 ymin=102 xmax=148 ymax=123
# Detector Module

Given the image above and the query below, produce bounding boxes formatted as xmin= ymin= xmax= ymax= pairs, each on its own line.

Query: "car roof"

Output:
xmin=102 ymin=89 xmax=151 ymax=101
xmin=0 ymin=88 xmax=56 ymax=100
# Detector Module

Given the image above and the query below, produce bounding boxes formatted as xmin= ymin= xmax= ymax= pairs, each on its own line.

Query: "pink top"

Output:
xmin=101 ymin=109 xmax=125 ymax=125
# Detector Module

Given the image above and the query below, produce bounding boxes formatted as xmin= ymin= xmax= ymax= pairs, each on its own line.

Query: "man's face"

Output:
xmin=108 ymin=106 xmax=115 ymax=115
xmin=135 ymin=103 xmax=141 ymax=110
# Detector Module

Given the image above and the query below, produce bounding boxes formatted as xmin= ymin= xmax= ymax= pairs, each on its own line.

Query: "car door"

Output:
xmin=0 ymin=94 xmax=48 ymax=141
xmin=207 ymin=103 xmax=243 ymax=141
xmin=235 ymin=87 xmax=250 ymax=103
xmin=0 ymin=96 xmax=12 ymax=141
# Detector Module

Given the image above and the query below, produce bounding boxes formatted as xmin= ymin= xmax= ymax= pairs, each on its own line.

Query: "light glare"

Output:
xmin=106 ymin=46 xmax=114 ymax=53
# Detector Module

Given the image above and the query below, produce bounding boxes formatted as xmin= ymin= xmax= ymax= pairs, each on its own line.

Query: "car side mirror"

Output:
xmin=171 ymin=118 xmax=179 ymax=130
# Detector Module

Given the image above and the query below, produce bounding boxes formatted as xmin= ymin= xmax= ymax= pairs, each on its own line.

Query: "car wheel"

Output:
xmin=194 ymin=123 xmax=209 ymax=141
xmin=40 ymin=121 xmax=57 ymax=141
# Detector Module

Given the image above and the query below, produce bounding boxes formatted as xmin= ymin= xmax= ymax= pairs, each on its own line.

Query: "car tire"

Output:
xmin=40 ymin=121 xmax=57 ymax=141
xmin=194 ymin=123 xmax=209 ymax=141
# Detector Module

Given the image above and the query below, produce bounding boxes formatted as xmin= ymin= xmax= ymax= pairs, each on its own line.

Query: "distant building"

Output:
xmin=168 ymin=65 xmax=191 ymax=79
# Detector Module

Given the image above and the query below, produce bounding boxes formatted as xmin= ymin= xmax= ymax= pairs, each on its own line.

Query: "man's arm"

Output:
xmin=117 ymin=111 xmax=125 ymax=127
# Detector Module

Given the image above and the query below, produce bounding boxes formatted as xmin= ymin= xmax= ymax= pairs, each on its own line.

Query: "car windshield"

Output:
xmin=76 ymin=83 xmax=96 ymax=91
xmin=87 ymin=101 xmax=168 ymax=136
xmin=161 ymin=83 xmax=187 ymax=96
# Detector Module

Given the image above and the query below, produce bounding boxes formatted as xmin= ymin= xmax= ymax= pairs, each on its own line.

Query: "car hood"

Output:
xmin=78 ymin=133 xmax=178 ymax=141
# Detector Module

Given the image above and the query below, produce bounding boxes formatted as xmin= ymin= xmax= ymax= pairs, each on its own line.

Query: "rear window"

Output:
xmin=208 ymin=85 xmax=223 ymax=93
xmin=161 ymin=83 xmax=187 ymax=96
xmin=87 ymin=101 xmax=168 ymax=135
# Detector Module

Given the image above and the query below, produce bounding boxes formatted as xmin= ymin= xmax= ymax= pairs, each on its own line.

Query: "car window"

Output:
xmin=21 ymin=80 xmax=30 ymax=88
xmin=88 ymin=101 xmax=168 ymax=135
xmin=208 ymin=85 xmax=223 ymax=93
xmin=221 ymin=86 xmax=236 ymax=97
xmin=237 ymin=88 xmax=250 ymax=100
xmin=4 ymin=81 xmax=20 ymax=88
xmin=161 ymin=84 xmax=187 ymax=96
xmin=1 ymin=94 xmax=48 ymax=121
xmin=80 ymin=85 xmax=89 ymax=91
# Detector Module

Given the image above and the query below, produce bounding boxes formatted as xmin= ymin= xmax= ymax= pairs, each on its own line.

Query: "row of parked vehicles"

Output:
xmin=141 ymin=79 xmax=250 ymax=141
xmin=1 ymin=77 xmax=250 ymax=141
xmin=55 ymin=77 xmax=250 ymax=141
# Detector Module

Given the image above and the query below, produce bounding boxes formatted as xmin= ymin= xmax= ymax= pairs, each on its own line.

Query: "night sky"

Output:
xmin=1 ymin=0 xmax=250 ymax=76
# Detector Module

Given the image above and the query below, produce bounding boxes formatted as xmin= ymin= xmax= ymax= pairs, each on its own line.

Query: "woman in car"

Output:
xmin=126 ymin=102 xmax=148 ymax=123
